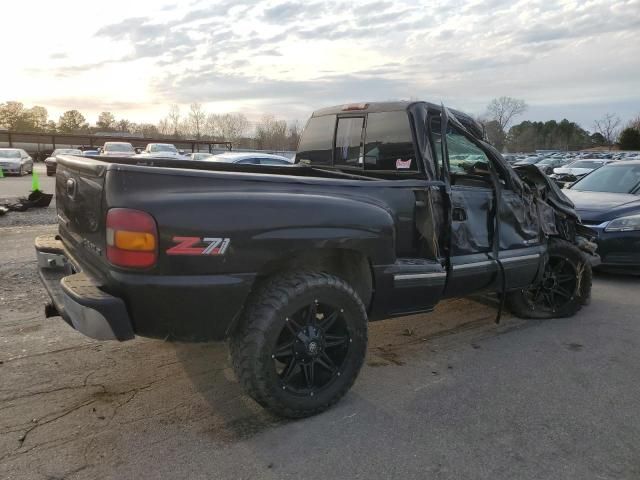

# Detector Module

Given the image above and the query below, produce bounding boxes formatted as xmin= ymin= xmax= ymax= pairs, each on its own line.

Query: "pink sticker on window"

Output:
xmin=396 ymin=158 xmax=412 ymax=169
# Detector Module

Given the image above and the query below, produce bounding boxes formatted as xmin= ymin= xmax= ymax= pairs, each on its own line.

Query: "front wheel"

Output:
xmin=507 ymin=238 xmax=592 ymax=319
xmin=229 ymin=272 xmax=368 ymax=418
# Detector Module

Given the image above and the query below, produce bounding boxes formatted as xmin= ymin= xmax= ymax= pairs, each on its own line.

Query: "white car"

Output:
xmin=552 ymin=159 xmax=614 ymax=177
xmin=100 ymin=142 xmax=136 ymax=157
xmin=136 ymin=143 xmax=188 ymax=159
xmin=207 ymin=152 xmax=293 ymax=165
xmin=0 ymin=148 xmax=33 ymax=176
xmin=190 ymin=152 xmax=215 ymax=161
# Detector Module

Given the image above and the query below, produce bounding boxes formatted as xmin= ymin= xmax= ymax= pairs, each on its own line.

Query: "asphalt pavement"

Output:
xmin=0 ymin=174 xmax=639 ymax=479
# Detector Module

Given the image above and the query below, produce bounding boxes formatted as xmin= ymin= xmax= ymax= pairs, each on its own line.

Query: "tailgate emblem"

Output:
xmin=166 ymin=237 xmax=231 ymax=256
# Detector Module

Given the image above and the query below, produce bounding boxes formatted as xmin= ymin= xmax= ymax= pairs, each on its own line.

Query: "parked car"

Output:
xmin=550 ymin=159 xmax=614 ymax=187
xmin=44 ymin=148 xmax=82 ymax=176
xmin=564 ymin=161 xmax=640 ymax=274
xmin=207 ymin=152 xmax=293 ymax=165
xmin=535 ymin=157 xmax=570 ymax=175
xmin=0 ymin=148 xmax=33 ymax=176
xmin=36 ymin=101 xmax=597 ymax=419
xmin=100 ymin=142 xmax=136 ymax=157
xmin=190 ymin=152 xmax=215 ymax=161
xmin=136 ymin=143 xmax=187 ymax=159
xmin=514 ymin=156 xmax=544 ymax=166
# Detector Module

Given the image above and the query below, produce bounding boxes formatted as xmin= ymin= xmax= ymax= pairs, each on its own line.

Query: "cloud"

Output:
xmin=14 ymin=0 xmax=640 ymax=128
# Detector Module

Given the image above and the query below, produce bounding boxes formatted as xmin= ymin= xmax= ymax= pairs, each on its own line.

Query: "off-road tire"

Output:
xmin=229 ymin=271 xmax=368 ymax=418
xmin=507 ymin=238 xmax=592 ymax=319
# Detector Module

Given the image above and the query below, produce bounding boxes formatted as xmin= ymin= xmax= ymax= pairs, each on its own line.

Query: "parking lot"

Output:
xmin=1 ymin=165 xmax=640 ymax=479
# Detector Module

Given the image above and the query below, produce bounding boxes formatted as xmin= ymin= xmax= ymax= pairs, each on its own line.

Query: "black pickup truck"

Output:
xmin=36 ymin=101 xmax=598 ymax=418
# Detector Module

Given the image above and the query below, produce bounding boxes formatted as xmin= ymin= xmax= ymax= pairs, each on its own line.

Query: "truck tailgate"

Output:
xmin=56 ymin=155 xmax=109 ymax=276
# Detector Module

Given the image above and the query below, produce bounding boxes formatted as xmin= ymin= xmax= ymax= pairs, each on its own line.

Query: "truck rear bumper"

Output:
xmin=35 ymin=234 xmax=256 ymax=342
xmin=36 ymin=235 xmax=134 ymax=341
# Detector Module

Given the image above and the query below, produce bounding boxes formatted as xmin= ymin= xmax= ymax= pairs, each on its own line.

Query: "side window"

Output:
xmin=364 ymin=111 xmax=417 ymax=171
xmin=296 ymin=115 xmax=336 ymax=165
xmin=237 ymin=158 xmax=259 ymax=164
xmin=446 ymin=129 xmax=490 ymax=175
xmin=334 ymin=117 xmax=364 ymax=167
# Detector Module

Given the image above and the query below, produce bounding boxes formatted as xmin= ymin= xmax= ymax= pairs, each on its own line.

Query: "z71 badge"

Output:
xmin=166 ymin=237 xmax=231 ymax=256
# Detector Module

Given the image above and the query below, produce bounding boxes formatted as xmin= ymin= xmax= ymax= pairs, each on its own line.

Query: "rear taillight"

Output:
xmin=106 ymin=208 xmax=158 ymax=268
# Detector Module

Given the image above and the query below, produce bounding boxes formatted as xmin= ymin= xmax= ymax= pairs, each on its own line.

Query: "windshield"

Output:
xmin=0 ymin=150 xmax=20 ymax=158
xmin=149 ymin=144 xmax=177 ymax=153
xmin=567 ymin=160 xmax=604 ymax=169
xmin=105 ymin=143 xmax=134 ymax=152
xmin=571 ymin=164 xmax=640 ymax=193
xmin=53 ymin=149 xmax=82 ymax=156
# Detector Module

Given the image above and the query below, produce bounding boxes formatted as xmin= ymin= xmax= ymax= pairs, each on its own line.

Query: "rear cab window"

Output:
xmin=296 ymin=115 xmax=336 ymax=165
xmin=364 ymin=111 xmax=417 ymax=172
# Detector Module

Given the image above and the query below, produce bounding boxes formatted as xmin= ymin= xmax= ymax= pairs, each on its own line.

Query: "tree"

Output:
xmin=135 ymin=123 xmax=159 ymax=138
xmin=593 ymin=113 xmax=621 ymax=148
xmin=482 ymin=120 xmax=506 ymax=151
xmin=218 ymin=113 xmax=249 ymax=143
xmin=486 ymin=96 xmax=528 ymax=132
xmin=590 ymin=132 xmax=606 ymax=147
xmin=27 ymin=106 xmax=49 ymax=131
xmin=0 ymin=101 xmax=27 ymax=130
xmin=157 ymin=118 xmax=171 ymax=136
xmin=626 ymin=114 xmax=640 ymax=131
xmin=205 ymin=113 xmax=220 ymax=138
xmin=188 ymin=103 xmax=206 ymax=139
xmin=116 ymin=119 xmax=132 ymax=133
xmin=255 ymin=114 xmax=287 ymax=150
xmin=168 ymin=104 xmax=181 ymax=136
xmin=58 ymin=110 xmax=88 ymax=133
xmin=287 ymin=120 xmax=301 ymax=150
xmin=97 ymin=111 xmax=116 ymax=130
xmin=618 ymin=128 xmax=640 ymax=150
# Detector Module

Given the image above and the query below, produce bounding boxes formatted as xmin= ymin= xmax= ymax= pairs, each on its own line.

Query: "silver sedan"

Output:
xmin=0 ymin=148 xmax=33 ymax=176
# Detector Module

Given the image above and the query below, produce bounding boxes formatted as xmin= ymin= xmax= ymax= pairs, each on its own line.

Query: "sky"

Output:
xmin=1 ymin=0 xmax=639 ymax=130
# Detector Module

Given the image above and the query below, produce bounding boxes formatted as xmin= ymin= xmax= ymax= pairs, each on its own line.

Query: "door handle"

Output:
xmin=452 ymin=207 xmax=467 ymax=221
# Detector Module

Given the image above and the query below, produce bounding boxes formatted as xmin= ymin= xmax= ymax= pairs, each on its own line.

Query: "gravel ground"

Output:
xmin=2 ymin=219 xmax=640 ymax=479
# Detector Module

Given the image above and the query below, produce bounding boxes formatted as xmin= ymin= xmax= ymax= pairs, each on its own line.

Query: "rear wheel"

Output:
xmin=229 ymin=272 xmax=368 ymax=418
xmin=507 ymin=238 xmax=592 ymax=319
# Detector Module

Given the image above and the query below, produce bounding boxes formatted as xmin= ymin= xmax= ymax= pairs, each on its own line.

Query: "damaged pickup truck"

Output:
xmin=36 ymin=101 xmax=599 ymax=418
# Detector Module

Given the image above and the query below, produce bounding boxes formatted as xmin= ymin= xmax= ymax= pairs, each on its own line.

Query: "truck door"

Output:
xmin=429 ymin=110 xmax=543 ymax=297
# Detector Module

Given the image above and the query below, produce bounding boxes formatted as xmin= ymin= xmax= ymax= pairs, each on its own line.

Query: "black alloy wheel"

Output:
xmin=273 ymin=299 xmax=350 ymax=396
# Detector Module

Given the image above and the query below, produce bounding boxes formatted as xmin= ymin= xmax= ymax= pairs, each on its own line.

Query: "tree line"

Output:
xmin=0 ymin=101 xmax=301 ymax=151
xmin=2 ymin=98 xmax=639 ymax=152
xmin=481 ymin=96 xmax=640 ymax=152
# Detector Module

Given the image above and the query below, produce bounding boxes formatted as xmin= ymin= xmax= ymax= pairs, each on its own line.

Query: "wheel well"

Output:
xmin=256 ymin=249 xmax=374 ymax=309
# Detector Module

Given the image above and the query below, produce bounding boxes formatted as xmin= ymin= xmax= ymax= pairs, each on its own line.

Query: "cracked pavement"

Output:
xmin=1 ymin=222 xmax=640 ymax=479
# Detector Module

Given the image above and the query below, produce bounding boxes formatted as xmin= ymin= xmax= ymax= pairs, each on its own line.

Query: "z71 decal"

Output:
xmin=166 ymin=237 xmax=231 ymax=256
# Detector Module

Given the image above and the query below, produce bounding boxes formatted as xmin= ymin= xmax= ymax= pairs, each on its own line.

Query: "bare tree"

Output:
xmin=205 ymin=113 xmax=220 ymax=138
xmin=168 ymin=104 xmax=181 ymax=136
xmin=157 ymin=118 xmax=171 ymax=136
xmin=188 ymin=103 xmax=206 ymax=140
xmin=287 ymin=120 xmax=301 ymax=150
xmin=593 ymin=113 xmax=621 ymax=148
xmin=218 ymin=113 xmax=249 ymax=143
xmin=486 ymin=96 xmax=528 ymax=132
xmin=255 ymin=115 xmax=288 ymax=150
